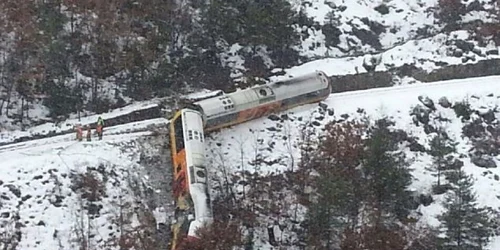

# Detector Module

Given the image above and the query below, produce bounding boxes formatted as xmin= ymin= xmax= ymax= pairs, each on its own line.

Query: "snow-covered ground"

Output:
xmin=0 ymin=117 xmax=169 ymax=250
xmin=0 ymin=100 xmax=162 ymax=144
xmin=1 ymin=72 xmax=499 ymax=249
xmin=270 ymin=29 xmax=500 ymax=80
xmin=205 ymin=75 xmax=500 ymax=249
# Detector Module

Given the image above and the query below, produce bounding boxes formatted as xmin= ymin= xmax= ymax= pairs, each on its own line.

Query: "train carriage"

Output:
xmin=190 ymin=70 xmax=331 ymax=132
xmin=169 ymin=109 xmax=213 ymax=250
xmin=168 ymin=71 xmax=331 ymax=249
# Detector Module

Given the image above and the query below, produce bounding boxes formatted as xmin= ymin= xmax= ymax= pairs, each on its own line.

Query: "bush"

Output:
xmin=452 ymin=101 xmax=472 ymax=121
xmin=70 ymin=170 xmax=105 ymax=202
xmin=436 ymin=0 xmax=465 ymax=25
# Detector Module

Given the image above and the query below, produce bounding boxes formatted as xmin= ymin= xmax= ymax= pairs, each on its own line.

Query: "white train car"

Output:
xmin=190 ymin=71 xmax=331 ymax=132
xmin=169 ymin=109 xmax=212 ymax=249
xmin=169 ymin=71 xmax=331 ymax=249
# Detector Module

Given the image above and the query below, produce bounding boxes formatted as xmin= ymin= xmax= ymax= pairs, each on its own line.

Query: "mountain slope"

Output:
xmin=205 ymin=75 xmax=500 ymax=249
xmin=0 ymin=118 xmax=172 ymax=250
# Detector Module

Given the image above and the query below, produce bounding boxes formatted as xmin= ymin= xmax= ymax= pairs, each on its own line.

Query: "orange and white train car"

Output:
xmin=168 ymin=71 xmax=331 ymax=249
xmin=169 ymin=109 xmax=212 ymax=250
xmin=191 ymin=70 xmax=331 ymax=132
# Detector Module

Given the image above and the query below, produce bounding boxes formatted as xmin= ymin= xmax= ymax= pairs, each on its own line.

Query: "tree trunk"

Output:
xmin=20 ymin=97 xmax=24 ymax=129
xmin=92 ymin=77 xmax=98 ymax=112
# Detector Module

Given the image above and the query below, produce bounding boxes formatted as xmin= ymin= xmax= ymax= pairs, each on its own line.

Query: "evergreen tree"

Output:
xmin=302 ymin=121 xmax=366 ymax=249
xmin=362 ymin=118 xmax=413 ymax=221
xmin=438 ymin=169 xmax=493 ymax=250
xmin=428 ymin=126 xmax=457 ymax=192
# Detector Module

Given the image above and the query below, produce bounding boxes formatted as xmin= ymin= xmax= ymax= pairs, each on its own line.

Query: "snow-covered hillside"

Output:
xmin=226 ymin=0 xmax=500 ymax=85
xmin=0 ymin=117 xmax=172 ymax=249
xmin=205 ymin=75 xmax=500 ymax=249
xmin=1 ymin=0 xmax=500 ymax=248
xmin=0 ymin=73 xmax=498 ymax=249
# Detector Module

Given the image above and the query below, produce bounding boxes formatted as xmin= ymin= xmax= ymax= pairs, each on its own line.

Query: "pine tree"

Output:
xmin=438 ymin=169 xmax=493 ymax=250
xmin=303 ymin=121 xmax=366 ymax=249
xmin=362 ymin=118 xmax=413 ymax=221
xmin=428 ymin=126 xmax=457 ymax=192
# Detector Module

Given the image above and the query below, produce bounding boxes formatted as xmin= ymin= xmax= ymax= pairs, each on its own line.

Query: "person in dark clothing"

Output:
xmin=86 ymin=126 xmax=92 ymax=141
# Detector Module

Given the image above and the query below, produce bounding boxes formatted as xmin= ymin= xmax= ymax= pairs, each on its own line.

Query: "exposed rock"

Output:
xmin=410 ymin=105 xmax=430 ymax=125
xmin=495 ymin=175 xmax=499 ymax=181
xmin=454 ymin=40 xmax=475 ymax=53
xmin=471 ymin=154 xmax=497 ymax=168
xmin=374 ymin=4 xmax=389 ymax=15
xmin=5 ymin=184 xmax=21 ymax=198
xmin=266 ymin=127 xmax=279 ymax=132
xmin=478 ymin=109 xmax=496 ymax=123
xmin=319 ymin=102 xmax=328 ymax=110
xmin=438 ymin=97 xmax=452 ymax=108
xmin=418 ymin=95 xmax=436 ymax=110
xmin=423 ymin=124 xmax=437 ymax=134
xmin=37 ymin=221 xmax=45 ymax=226
xmin=486 ymin=49 xmax=499 ymax=55
xmin=471 ymin=47 xmax=483 ymax=56
xmin=268 ymin=114 xmax=281 ymax=122
xmin=21 ymin=195 xmax=32 ymax=202
xmin=452 ymin=49 xmax=463 ymax=57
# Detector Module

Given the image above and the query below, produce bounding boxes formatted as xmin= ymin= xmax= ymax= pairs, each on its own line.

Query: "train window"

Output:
xmin=174 ymin=116 xmax=185 ymax=153
xmin=196 ymin=169 xmax=206 ymax=178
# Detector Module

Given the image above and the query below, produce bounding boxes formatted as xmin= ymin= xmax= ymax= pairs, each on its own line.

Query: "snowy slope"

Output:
xmin=0 ymin=100 xmax=162 ymax=144
xmin=0 ymin=74 xmax=498 ymax=249
xmin=0 ymin=118 xmax=170 ymax=250
xmin=205 ymin=75 xmax=500 ymax=249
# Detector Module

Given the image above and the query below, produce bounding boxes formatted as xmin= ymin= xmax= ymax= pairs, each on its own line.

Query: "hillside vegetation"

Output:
xmin=0 ymin=0 xmax=499 ymax=128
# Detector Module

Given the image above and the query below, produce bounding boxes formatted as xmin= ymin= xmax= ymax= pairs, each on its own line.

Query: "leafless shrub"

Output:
xmin=177 ymin=220 xmax=244 ymax=250
xmin=71 ymin=170 xmax=106 ymax=202
xmin=0 ymin=210 xmax=21 ymax=250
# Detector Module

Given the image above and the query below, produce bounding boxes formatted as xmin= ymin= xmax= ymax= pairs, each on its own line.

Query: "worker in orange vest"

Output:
xmin=75 ymin=125 xmax=83 ymax=141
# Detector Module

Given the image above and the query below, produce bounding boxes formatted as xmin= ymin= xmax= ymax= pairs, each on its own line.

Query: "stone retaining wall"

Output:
xmin=328 ymin=59 xmax=500 ymax=93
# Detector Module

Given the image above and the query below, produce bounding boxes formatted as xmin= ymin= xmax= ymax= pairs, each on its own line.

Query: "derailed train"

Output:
xmin=168 ymin=71 xmax=331 ymax=249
